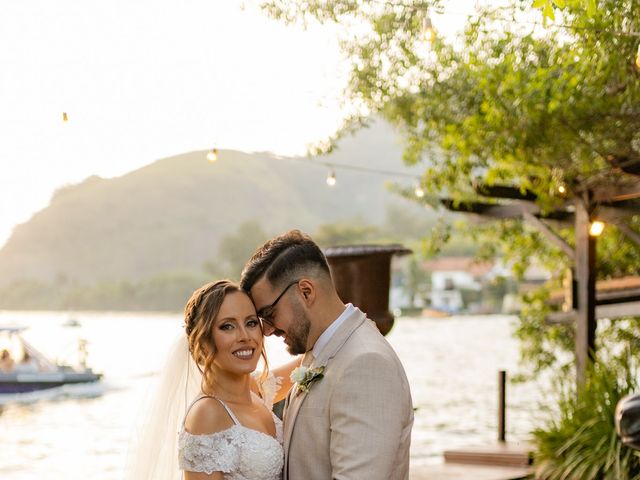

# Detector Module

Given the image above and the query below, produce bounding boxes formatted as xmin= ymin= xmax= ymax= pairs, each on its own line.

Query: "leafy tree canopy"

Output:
xmin=261 ymin=0 xmax=640 ymax=375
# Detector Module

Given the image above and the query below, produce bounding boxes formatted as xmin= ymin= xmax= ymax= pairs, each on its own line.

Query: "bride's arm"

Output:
xmin=181 ymin=399 xmax=232 ymax=480
xmin=250 ymin=356 xmax=302 ymax=404
xmin=270 ymin=356 xmax=302 ymax=403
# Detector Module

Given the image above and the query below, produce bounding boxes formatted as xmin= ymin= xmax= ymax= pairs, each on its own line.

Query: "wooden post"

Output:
xmin=498 ymin=370 xmax=506 ymax=442
xmin=575 ymin=197 xmax=597 ymax=387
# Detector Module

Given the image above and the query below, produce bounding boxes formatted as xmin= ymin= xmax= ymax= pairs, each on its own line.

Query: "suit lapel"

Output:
xmin=283 ymin=307 xmax=368 ymax=474
xmin=313 ymin=307 xmax=367 ymax=368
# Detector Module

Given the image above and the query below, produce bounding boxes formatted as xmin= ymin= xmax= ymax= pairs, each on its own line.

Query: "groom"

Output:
xmin=241 ymin=230 xmax=413 ymax=480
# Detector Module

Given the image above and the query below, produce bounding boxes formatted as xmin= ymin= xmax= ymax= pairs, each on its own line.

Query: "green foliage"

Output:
xmin=313 ymin=220 xmax=381 ymax=247
xmin=263 ymin=0 xmax=640 ymax=205
xmin=532 ymin=0 xmax=598 ymax=20
xmin=533 ymin=356 xmax=640 ymax=479
xmin=216 ymin=220 xmax=270 ymax=280
xmin=262 ymin=0 xmax=640 ymax=378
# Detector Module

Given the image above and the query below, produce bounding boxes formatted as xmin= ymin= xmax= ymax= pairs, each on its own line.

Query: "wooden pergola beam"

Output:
xmin=547 ymin=301 xmax=640 ymax=324
xmin=473 ymin=183 xmax=538 ymax=201
xmin=615 ymin=222 xmax=640 ymax=246
xmin=440 ymin=199 xmax=574 ymax=222
xmin=522 ymin=212 xmax=575 ymax=260
xmin=592 ymin=183 xmax=640 ymax=202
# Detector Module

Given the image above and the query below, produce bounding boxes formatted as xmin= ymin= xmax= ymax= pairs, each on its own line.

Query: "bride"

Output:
xmin=125 ymin=280 xmax=299 ymax=480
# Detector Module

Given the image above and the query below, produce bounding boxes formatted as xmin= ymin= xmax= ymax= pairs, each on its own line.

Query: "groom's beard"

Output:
xmin=286 ymin=299 xmax=311 ymax=355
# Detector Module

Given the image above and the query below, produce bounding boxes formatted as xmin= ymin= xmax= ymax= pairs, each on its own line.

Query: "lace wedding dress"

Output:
xmin=178 ymin=374 xmax=284 ymax=480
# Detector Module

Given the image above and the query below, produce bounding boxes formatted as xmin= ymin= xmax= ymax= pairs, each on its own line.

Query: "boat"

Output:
xmin=0 ymin=326 xmax=102 ymax=394
xmin=62 ymin=317 xmax=81 ymax=328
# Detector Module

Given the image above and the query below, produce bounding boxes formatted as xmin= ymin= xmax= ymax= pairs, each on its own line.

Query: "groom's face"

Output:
xmin=251 ymin=277 xmax=311 ymax=355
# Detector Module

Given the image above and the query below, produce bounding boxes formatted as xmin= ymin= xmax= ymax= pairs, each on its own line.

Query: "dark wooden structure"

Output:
xmin=440 ymin=174 xmax=640 ymax=387
xmin=324 ymin=244 xmax=411 ymax=335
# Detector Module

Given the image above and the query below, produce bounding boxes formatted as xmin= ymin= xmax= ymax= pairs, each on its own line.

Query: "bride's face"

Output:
xmin=210 ymin=291 xmax=263 ymax=376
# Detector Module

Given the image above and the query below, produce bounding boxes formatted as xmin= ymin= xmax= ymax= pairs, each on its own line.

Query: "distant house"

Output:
xmin=423 ymin=256 xmax=552 ymax=314
xmin=423 ymin=257 xmax=494 ymax=313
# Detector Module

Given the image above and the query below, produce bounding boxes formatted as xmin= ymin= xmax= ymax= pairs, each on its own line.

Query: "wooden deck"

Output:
xmin=411 ymin=442 xmax=534 ymax=479
xmin=411 ymin=462 xmax=532 ymax=480
xmin=443 ymin=442 xmax=533 ymax=468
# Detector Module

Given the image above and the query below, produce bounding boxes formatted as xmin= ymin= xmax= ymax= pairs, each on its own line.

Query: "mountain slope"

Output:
xmin=0 ymin=122 xmax=429 ymax=286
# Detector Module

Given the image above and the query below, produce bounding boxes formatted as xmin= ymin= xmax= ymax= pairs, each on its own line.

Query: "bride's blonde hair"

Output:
xmin=184 ymin=280 xmax=269 ymax=392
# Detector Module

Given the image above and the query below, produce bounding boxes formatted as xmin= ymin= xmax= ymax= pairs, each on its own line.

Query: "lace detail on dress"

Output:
xmin=178 ymin=425 xmax=283 ymax=479
xmin=253 ymin=371 xmax=283 ymax=410
xmin=178 ymin=428 xmax=239 ymax=474
xmin=178 ymin=394 xmax=284 ymax=480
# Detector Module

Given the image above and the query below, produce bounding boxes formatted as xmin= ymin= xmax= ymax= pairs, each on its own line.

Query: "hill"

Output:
xmin=0 ymin=122 xmax=433 ymax=297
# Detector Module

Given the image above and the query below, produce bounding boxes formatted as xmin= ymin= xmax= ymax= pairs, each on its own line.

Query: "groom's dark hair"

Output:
xmin=240 ymin=229 xmax=331 ymax=292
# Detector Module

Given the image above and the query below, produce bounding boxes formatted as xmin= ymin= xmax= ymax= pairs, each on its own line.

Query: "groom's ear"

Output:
xmin=298 ymin=279 xmax=315 ymax=305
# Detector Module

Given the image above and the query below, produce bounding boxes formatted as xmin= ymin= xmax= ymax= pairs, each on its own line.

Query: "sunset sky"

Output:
xmin=0 ymin=0 xmax=478 ymax=246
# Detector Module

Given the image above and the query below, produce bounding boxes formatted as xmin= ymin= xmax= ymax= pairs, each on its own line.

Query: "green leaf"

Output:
xmin=543 ymin=2 xmax=556 ymax=20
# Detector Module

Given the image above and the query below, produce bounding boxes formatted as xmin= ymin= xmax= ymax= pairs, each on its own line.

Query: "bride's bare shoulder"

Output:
xmin=184 ymin=397 xmax=235 ymax=435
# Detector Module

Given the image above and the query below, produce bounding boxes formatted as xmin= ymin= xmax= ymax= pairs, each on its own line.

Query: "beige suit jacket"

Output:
xmin=283 ymin=308 xmax=413 ymax=480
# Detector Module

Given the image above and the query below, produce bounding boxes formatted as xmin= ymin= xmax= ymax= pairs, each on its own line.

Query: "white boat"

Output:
xmin=0 ymin=326 xmax=102 ymax=394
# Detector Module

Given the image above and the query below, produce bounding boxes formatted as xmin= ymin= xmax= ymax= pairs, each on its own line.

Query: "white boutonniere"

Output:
xmin=290 ymin=365 xmax=325 ymax=394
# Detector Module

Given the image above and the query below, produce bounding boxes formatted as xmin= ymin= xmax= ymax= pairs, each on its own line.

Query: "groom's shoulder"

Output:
xmin=341 ymin=315 xmax=402 ymax=362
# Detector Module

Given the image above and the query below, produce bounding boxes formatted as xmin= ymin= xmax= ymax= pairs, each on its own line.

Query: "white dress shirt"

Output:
xmin=312 ymin=303 xmax=355 ymax=359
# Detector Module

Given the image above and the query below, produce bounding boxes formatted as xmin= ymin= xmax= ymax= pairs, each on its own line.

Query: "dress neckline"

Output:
xmin=183 ymin=393 xmax=280 ymax=442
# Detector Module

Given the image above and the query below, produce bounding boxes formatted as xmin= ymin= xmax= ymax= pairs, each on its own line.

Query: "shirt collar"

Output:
xmin=312 ymin=303 xmax=355 ymax=359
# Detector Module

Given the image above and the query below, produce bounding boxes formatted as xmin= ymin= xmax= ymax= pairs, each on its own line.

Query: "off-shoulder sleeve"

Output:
xmin=252 ymin=371 xmax=283 ymax=410
xmin=178 ymin=429 xmax=239 ymax=474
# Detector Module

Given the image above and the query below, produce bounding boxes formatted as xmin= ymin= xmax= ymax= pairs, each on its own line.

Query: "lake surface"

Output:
xmin=0 ymin=311 xmax=545 ymax=479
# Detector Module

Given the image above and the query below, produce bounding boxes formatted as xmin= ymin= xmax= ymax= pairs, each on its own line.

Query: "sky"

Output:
xmin=0 ymin=0 xmax=479 ymax=247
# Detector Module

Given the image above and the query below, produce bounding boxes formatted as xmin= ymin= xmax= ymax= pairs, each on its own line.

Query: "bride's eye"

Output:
xmin=246 ymin=319 xmax=259 ymax=328
xmin=220 ymin=323 xmax=234 ymax=331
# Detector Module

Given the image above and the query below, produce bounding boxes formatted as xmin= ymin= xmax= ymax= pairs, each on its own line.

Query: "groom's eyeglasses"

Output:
xmin=257 ymin=280 xmax=300 ymax=330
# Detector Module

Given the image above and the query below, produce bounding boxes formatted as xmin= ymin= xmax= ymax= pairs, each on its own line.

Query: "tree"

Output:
xmin=216 ymin=220 xmax=271 ymax=280
xmin=262 ymin=0 xmax=640 ymax=375
xmin=532 ymin=0 xmax=598 ymax=20
xmin=313 ymin=220 xmax=381 ymax=247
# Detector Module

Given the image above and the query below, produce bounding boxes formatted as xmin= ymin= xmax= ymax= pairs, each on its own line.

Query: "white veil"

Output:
xmin=124 ymin=335 xmax=202 ymax=480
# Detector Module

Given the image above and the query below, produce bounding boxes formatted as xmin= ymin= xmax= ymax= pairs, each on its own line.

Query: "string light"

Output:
xmin=414 ymin=184 xmax=425 ymax=198
xmin=62 ymin=112 xmax=68 ymax=122
xmin=326 ymin=169 xmax=337 ymax=186
xmin=635 ymin=43 xmax=640 ymax=69
xmin=558 ymin=184 xmax=566 ymax=194
xmin=422 ymin=14 xmax=436 ymax=44
xmin=206 ymin=148 xmax=219 ymax=163
xmin=589 ymin=220 xmax=605 ymax=237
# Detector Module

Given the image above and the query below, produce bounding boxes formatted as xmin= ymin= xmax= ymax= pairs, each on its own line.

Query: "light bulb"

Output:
xmin=206 ymin=148 xmax=218 ymax=163
xmin=636 ymin=43 xmax=640 ymax=69
xmin=415 ymin=184 xmax=425 ymax=198
xmin=422 ymin=16 xmax=436 ymax=44
xmin=326 ymin=170 xmax=336 ymax=186
xmin=62 ymin=112 xmax=69 ymax=122
xmin=558 ymin=184 xmax=566 ymax=194
xmin=589 ymin=220 xmax=605 ymax=237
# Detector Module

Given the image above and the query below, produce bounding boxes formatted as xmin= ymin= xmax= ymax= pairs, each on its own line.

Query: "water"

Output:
xmin=0 ymin=311 xmax=545 ymax=478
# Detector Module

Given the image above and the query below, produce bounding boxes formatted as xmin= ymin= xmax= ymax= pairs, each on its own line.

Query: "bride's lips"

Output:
xmin=232 ymin=348 xmax=255 ymax=360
